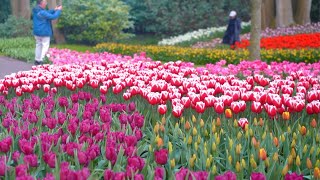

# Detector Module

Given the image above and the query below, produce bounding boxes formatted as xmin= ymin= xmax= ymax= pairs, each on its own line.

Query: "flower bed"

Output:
xmin=0 ymin=49 xmax=319 ymax=179
xmin=94 ymin=43 xmax=320 ymax=65
xmin=234 ymin=33 xmax=320 ymax=49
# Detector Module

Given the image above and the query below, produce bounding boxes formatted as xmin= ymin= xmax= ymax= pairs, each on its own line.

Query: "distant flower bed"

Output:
xmin=158 ymin=22 xmax=251 ymax=46
xmin=193 ymin=22 xmax=320 ymax=49
xmin=94 ymin=43 xmax=320 ymax=65
xmin=234 ymin=33 xmax=320 ymax=49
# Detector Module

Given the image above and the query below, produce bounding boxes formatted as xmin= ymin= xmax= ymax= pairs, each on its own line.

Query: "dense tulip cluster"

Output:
xmin=234 ymin=33 xmax=320 ymax=49
xmin=0 ymin=46 xmax=319 ymax=179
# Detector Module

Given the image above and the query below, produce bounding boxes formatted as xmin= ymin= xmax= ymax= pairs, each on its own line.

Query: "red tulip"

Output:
xmin=154 ymin=149 xmax=168 ymax=165
xmin=158 ymin=104 xmax=167 ymax=115
xmin=214 ymin=102 xmax=224 ymax=114
xmin=172 ymin=105 xmax=183 ymax=118
xmin=238 ymin=118 xmax=248 ymax=129
xmin=15 ymin=87 xmax=23 ymax=96
xmin=123 ymin=92 xmax=131 ymax=100
xmin=195 ymin=101 xmax=205 ymax=113
xmin=312 ymin=101 xmax=320 ymax=113
xmin=306 ymin=103 xmax=314 ymax=114
xmin=231 ymin=102 xmax=241 ymax=114
xmin=294 ymin=100 xmax=304 ymax=112
xmin=100 ymin=86 xmax=108 ymax=94
xmin=204 ymin=96 xmax=216 ymax=107
xmin=181 ymin=97 xmax=191 ymax=108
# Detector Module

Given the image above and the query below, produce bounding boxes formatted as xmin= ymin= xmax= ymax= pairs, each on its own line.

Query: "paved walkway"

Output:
xmin=0 ymin=56 xmax=33 ymax=79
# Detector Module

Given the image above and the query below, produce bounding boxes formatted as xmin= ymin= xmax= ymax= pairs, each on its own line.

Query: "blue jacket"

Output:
xmin=222 ymin=18 xmax=241 ymax=45
xmin=32 ymin=5 xmax=61 ymax=37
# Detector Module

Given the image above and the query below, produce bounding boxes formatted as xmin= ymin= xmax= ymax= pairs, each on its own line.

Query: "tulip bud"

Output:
xmin=264 ymin=158 xmax=270 ymax=168
xmin=291 ymin=148 xmax=296 ymax=158
xmin=228 ymin=155 xmax=232 ymax=165
xmin=236 ymin=161 xmax=241 ymax=172
xmin=200 ymin=119 xmax=204 ymax=128
xmin=216 ymin=135 xmax=220 ymax=145
xmin=253 ymin=117 xmax=258 ymax=126
xmin=212 ymin=165 xmax=217 ymax=174
xmin=296 ymin=155 xmax=301 ymax=166
xmin=288 ymin=155 xmax=293 ymax=166
xmin=168 ymin=142 xmax=173 ymax=154
xmin=157 ymin=137 xmax=164 ymax=147
xmin=250 ymin=156 xmax=257 ymax=169
xmin=234 ymin=119 xmax=238 ymax=127
xmin=244 ymin=124 xmax=249 ymax=131
xmin=197 ymin=136 xmax=201 ymax=144
xmin=282 ymin=165 xmax=289 ymax=176
xmin=194 ymin=142 xmax=198 ymax=151
xmin=212 ymin=143 xmax=217 ymax=152
xmin=259 ymin=118 xmax=264 ymax=126
xmin=170 ymin=159 xmax=175 ymax=168
xmin=311 ymin=118 xmax=317 ymax=128
xmin=252 ymin=137 xmax=259 ymax=149
xmin=185 ymin=121 xmax=191 ymax=130
xmin=281 ymin=134 xmax=286 ymax=142
xmin=192 ymin=127 xmax=197 ymax=136
xmin=249 ymin=129 xmax=254 ymax=137
xmin=273 ymin=137 xmax=279 ymax=147
xmin=229 ymin=139 xmax=234 ymax=149
xmin=303 ymin=145 xmax=308 ymax=154
xmin=189 ymin=157 xmax=195 ymax=168
xmin=291 ymin=139 xmax=296 ymax=148
xmin=154 ymin=123 xmax=160 ymax=134
xmin=316 ymin=160 xmax=320 ymax=167
xmin=237 ymin=132 xmax=242 ymax=140
xmin=293 ymin=132 xmax=297 ymax=140
xmin=317 ymin=134 xmax=320 ymax=143
xmin=212 ymin=124 xmax=216 ymax=133
xmin=262 ymin=132 xmax=266 ymax=140
xmin=287 ymin=127 xmax=291 ymax=134
xmin=160 ymin=125 xmax=165 ymax=132
xmin=161 ymin=116 xmax=166 ymax=125
xmin=236 ymin=144 xmax=242 ymax=155
xmin=314 ymin=167 xmax=320 ymax=179
xmin=206 ymin=158 xmax=211 ymax=169
xmin=216 ymin=117 xmax=221 ymax=127
xmin=310 ymin=146 xmax=315 ymax=154
xmin=273 ymin=152 xmax=279 ymax=161
xmin=282 ymin=111 xmax=290 ymax=120
xmin=307 ymin=158 xmax=313 ymax=169
xmin=149 ymin=145 xmax=153 ymax=152
xmin=300 ymin=126 xmax=307 ymax=136
xmin=192 ymin=115 xmax=197 ymax=123
xmin=225 ymin=108 xmax=232 ymax=118
xmin=187 ymin=136 xmax=192 ymax=145
xmin=241 ymin=158 xmax=246 ymax=169
xmin=180 ymin=117 xmax=185 ymax=123
xmin=259 ymin=148 xmax=267 ymax=161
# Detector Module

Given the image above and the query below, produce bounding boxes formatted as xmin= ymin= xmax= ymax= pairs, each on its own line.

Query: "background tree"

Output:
xmin=10 ymin=0 xmax=31 ymax=19
xmin=47 ymin=0 xmax=65 ymax=44
xmin=249 ymin=0 xmax=261 ymax=60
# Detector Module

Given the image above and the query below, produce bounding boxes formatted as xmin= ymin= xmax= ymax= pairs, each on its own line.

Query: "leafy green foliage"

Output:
xmin=0 ymin=0 xmax=11 ymax=23
xmin=0 ymin=15 xmax=32 ymax=38
xmin=0 ymin=37 xmax=35 ymax=62
xmin=121 ymin=0 xmax=251 ymax=36
xmin=57 ymin=0 xmax=134 ymax=44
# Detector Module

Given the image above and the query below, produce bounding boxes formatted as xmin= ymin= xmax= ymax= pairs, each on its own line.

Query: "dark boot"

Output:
xmin=34 ymin=61 xmax=43 ymax=65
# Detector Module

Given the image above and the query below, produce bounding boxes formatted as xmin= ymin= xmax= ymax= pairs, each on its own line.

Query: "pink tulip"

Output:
xmin=154 ymin=149 xmax=168 ymax=165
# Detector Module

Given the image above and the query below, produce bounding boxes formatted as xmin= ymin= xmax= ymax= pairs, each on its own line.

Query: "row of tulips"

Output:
xmin=48 ymin=48 xmax=320 ymax=77
xmin=234 ymin=33 xmax=320 ymax=49
xmin=94 ymin=42 xmax=320 ymax=65
xmin=1 ymin=60 xmax=320 ymax=118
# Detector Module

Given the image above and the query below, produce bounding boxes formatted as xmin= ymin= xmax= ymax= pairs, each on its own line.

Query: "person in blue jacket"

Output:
xmin=222 ymin=11 xmax=241 ymax=46
xmin=33 ymin=0 xmax=62 ymax=65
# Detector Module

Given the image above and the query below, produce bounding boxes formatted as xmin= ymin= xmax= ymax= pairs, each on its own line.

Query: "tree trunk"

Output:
xmin=275 ymin=0 xmax=295 ymax=27
xmin=10 ymin=0 xmax=19 ymax=17
xmin=19 ymin=0 xmax=31 ymax=19
xmin=48 ymin=0 xmax=66 ymax=44
xmin=249 ymin=0 xmax=262 ymax=60
xmin=261 ymin=0 xmax=275 ymax=29
xmin=294 ymin=0 xmax=312 ymax=25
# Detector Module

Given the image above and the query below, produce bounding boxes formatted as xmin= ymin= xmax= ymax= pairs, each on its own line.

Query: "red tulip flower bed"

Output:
xmin=233 ymin=33 xmax=320 ymax=49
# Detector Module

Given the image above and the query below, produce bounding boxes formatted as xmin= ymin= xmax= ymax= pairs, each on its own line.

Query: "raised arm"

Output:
xmin=38 ymin=10 xmax=61 ymax=20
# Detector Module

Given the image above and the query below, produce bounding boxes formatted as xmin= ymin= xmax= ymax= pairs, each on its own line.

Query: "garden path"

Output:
xmin=0 ymin=56 xmax=33 ymax=79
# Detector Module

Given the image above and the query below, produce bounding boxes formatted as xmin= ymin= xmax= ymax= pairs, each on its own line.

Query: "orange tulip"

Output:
xmin=259 ymin=118 xmax=264 ymax=126
xmin=311 ymin=118 xmax=317 ymax=128
xmin=185 ymin=121 xmax=191 ymax=130
xmin=314 ymin=167 xmax=320 ymax=179
xmin=307 ymin=158 xmax=313 ymax=169
xmin=282 ymin=111 xmax=290 ymax=120
xmin=225 ymin=108 xmax=232 ymax=118
xmin=216 ymin=117 xmax=221 ymax=127
xmin=273 ymin=137 xmax=279 ymax=147
xmin=252 ymin=137 xmax=260 ymax=149
xmin=300 ymin=126 xmax=307 ymax=136
xmin=157 ymin=137 xmax=164 ymax=147
xmin=259 ymin=148 xmax=267 ymax=161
